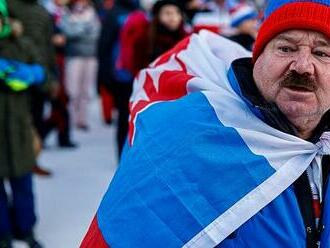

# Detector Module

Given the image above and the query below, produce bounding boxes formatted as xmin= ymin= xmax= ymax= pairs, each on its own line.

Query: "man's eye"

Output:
xmin=278 ymin=46 xmax=293 ymax=53
xmin=314 ymin=50 xmax=330 ymax=58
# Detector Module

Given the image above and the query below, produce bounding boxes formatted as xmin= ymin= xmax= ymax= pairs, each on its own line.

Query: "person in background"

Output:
xmin=108 ymin=0 xmax=188 ymax=158
xmin=96 ymin=0 xmax=117 ymax=127
xmin=97 ymin=0 xmax=139 ymax=156
xmin=94 ymin=0 xmax=114 ymax=19
xmin=190 ymin=0 xmax=233 ymax=34
xmin=8 ymin=0 xmax=59 ymax=177
xmin=181 ymin=0 xmax=208 ymax=24
xmin=118 ymin=0 xmax=188 ymax=82
xmin=148 ymin=0 xmax=189 ymax=61
xmin=227 ymin=1 xmax=259 ymax=50
xmin=0 ymin=1 xmax=44 ymax=247
xmin=60 ymin=0 xmax=100 ymax=131
xmin=112 ymin=2 xmax=149 ymax=79
xmin=42 ymin=0 xmax=78 ymax=148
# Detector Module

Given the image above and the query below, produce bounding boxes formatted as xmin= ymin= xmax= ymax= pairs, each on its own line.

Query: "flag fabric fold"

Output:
xmin=81 ymin=30 xmax=330 ymax=248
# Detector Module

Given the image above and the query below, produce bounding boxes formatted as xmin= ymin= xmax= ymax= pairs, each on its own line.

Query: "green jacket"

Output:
xmin=0 ymin=37 xmax=41 ymax=178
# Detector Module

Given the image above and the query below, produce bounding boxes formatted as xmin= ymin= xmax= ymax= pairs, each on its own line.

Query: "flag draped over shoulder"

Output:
xmin=81 ymin=30 xmax=330 ymax=248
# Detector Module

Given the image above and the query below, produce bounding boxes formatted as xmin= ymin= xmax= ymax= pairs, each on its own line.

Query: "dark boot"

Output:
xmin=58 ymin=137 xmax=78 ymax=148
xmin=24 ymin=235 xmax=43 ymax=248
xmin=32 ymin=165 xmax=52 ymax=177
xmin=15 ymin=232 xmax=42 ymax=248
xmin=0 ymin=236 xmax=12 ymax=248
xmin=58 ymin=141 xmax=78 ymax=148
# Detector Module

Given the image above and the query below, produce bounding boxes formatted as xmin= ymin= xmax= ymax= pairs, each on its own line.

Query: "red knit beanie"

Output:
xmin=253 ymin=0 xmax=330 ymax=62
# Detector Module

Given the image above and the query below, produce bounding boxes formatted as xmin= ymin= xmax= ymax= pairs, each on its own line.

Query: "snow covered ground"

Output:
xmin=14 ymin=99 xmax=118 ymax=248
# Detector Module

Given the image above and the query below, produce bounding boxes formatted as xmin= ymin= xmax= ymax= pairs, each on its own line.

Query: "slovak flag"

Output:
xmin=81 ymin=30 xmax=330 ymax=248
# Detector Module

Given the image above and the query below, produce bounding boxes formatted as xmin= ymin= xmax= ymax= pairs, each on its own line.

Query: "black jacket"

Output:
xmin=96 ymin=0 xmax=138 ymax=88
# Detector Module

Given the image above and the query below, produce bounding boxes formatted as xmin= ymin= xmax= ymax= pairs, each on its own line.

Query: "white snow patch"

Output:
xmin=14 ymin=98 xmax=118 ymax=248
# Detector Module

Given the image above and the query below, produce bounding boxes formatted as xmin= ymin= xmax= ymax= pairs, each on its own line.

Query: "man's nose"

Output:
xmin=289 ymin=49 xmax=315 ymax=75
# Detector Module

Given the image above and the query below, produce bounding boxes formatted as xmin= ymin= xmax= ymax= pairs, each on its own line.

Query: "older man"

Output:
xmin=82 ymin=0 xmax=330 ymax=247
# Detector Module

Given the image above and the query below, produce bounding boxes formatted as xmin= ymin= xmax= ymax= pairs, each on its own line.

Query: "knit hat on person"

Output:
xmin=253 ymin=0 xmax=330 ymax=62
xmin=0 ymin=0 xmax=11 ymax=39
xmin=229 ymin=3 xmax=258 ymax=28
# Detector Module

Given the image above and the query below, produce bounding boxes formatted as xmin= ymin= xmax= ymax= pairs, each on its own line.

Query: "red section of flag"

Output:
xmin=154 ymin=36 xmax=191 ymax=67
xmin=80 ymin=216 xmax=109 ymax=248
xmin=128 ymin=37 xmax=194 ymax=144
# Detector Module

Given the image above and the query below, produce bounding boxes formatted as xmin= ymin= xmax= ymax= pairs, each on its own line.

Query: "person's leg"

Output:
xmin=57 ymin=98 xmax=76 ymax=147
xmin=40 ymin=111 xmax=56 ymax=142
xmin=65 ymin=57 xmax=83 ymax=127
xmin=112 ymin=82 xmax=132 ymax=156
xmin=29 ymin=85 xmax=52 ymax=177
xmin=9 ymin=173 xmax=36 ymax=240
xmin=0 ymin=236 xmax=11 ymax=248
xmin=30 ymin=89 xmax=46 ymax=138
xmin=77 ymin=57 xmax=97 ymax=129
xmin=9 ymin=173 xmax=42 ymax=247
xmin=0 ymin=179 xmax=12 ymax=248
xmin=100 ymin=85 xmax=114 ymax=125
xmin=31 ymin=130 xmax=52 ymax=177
xmin=41 ymin=97 xmax=62 ymax=142
xmin=56 ymin=54 xmax=76 ymax=146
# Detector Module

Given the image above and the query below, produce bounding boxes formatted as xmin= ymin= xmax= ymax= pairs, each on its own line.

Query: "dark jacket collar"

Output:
xmin=229 ymin=58 xmax=330 ymax=143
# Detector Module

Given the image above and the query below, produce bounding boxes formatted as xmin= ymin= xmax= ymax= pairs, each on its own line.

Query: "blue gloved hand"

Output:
xmin=0 ymin=58 xmax=45 ymax=91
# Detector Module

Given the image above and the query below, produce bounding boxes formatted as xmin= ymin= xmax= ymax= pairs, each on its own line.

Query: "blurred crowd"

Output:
xmin=0 ymin=0 xmax=267 ymax=247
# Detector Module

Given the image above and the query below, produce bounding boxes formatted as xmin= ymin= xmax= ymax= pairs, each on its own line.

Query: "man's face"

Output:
xmin=253 ymin=30 xmax=330 ymax=133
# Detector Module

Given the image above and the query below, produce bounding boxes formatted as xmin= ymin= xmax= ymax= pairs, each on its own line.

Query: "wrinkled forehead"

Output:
xmin=265 ymin=0 xmax=329 ymax=18
xmin=271 ymin=29 xmax=330 ymax=46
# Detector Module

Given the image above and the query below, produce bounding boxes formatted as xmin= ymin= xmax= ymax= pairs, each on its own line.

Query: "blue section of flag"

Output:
xmin=218 ymin=185 xmax=306 ymax=248
xmin=97 ymin=92 xmax=276 ymax=247
xmin=227 ymin=67 xmax=265 ymax=121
